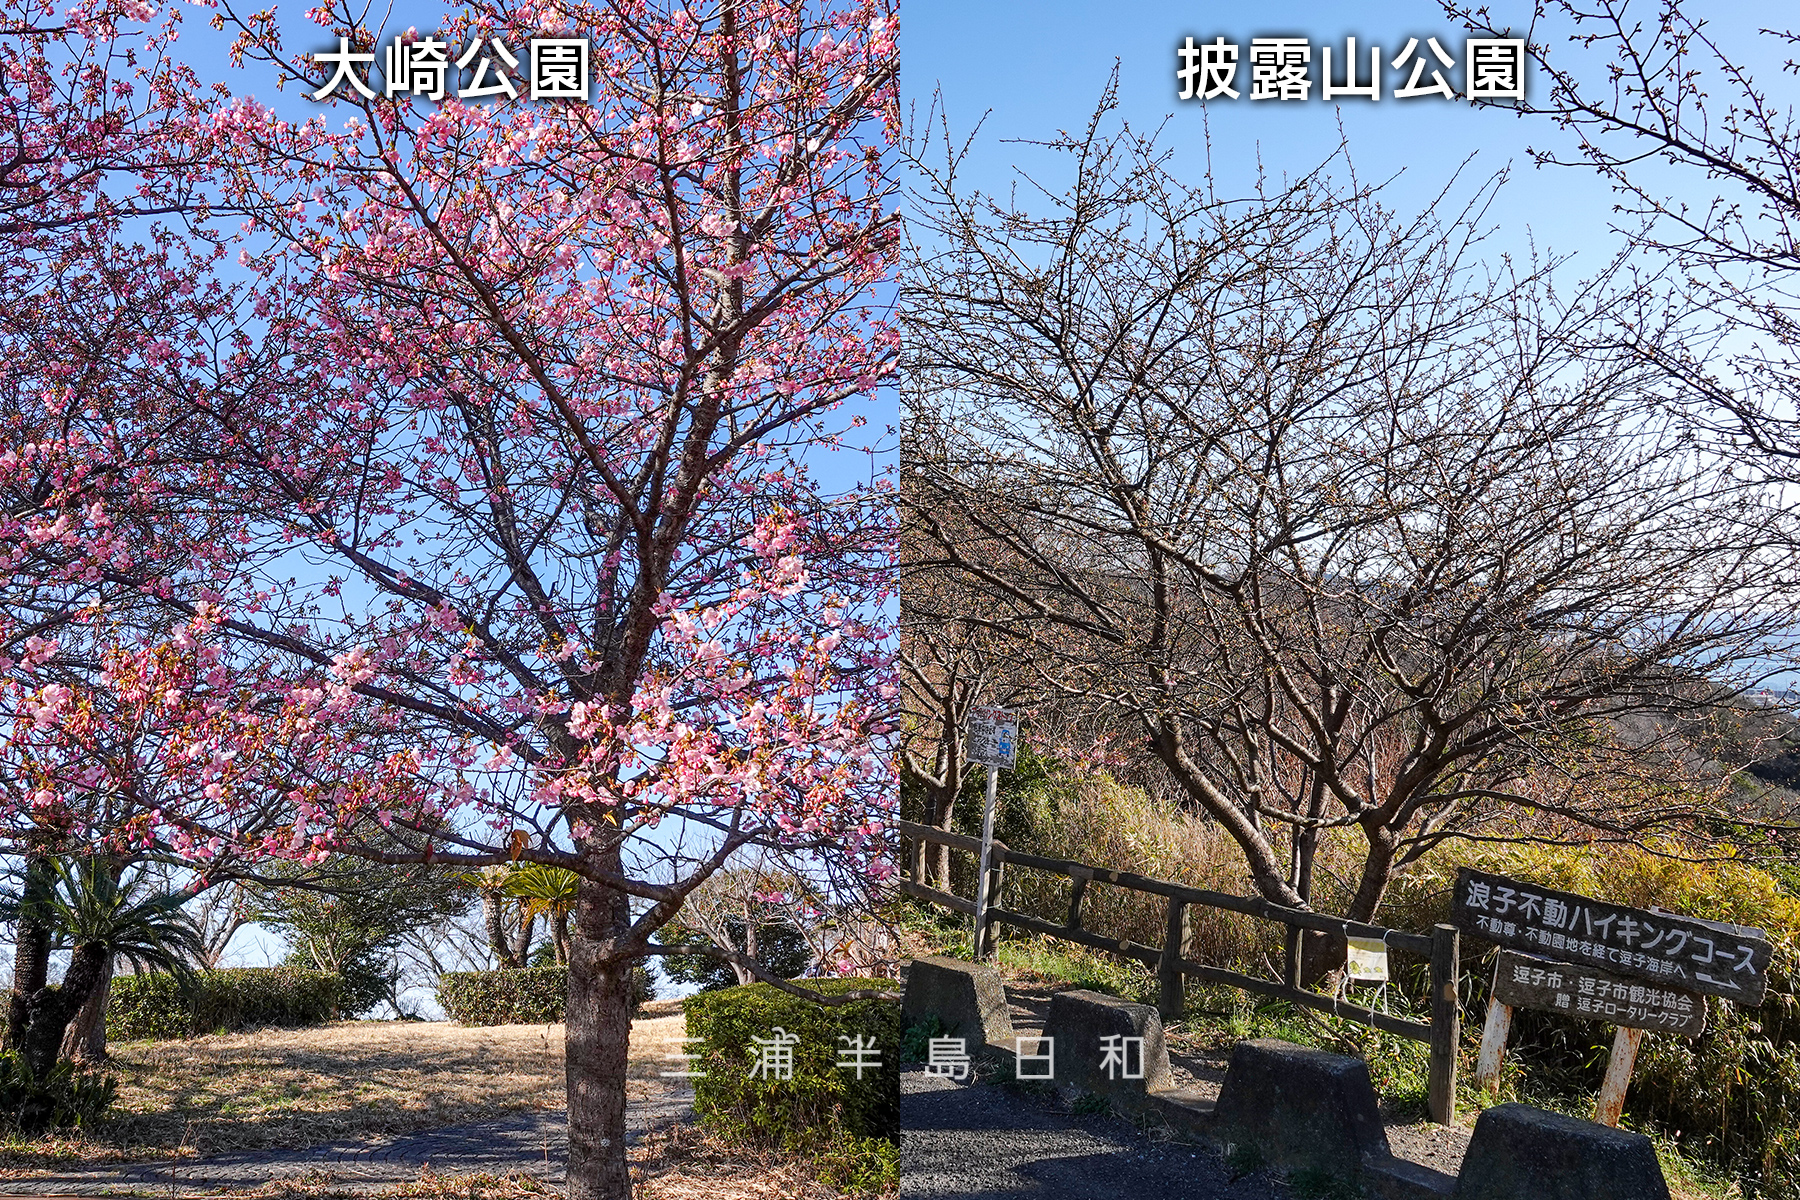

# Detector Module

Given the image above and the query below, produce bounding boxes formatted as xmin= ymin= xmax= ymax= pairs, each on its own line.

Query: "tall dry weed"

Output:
xmin=1001 ymin=772 xmax=1285 ymax=974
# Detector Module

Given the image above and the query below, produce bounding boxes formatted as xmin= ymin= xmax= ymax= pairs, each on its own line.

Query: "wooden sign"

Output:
xmin=1492 ymin=950 xmax=1705 ymax=1036
xmin=1453 ymin=867 xmax=1771 ymax=1006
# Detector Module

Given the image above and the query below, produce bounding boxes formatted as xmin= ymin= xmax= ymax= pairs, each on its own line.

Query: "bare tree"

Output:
xmin=901 ymin=88 xmax=1800 ymax=968
xmin=898 ymin=442 xmax=1034 ymax=888
xmin=1450 ymin=1 xmax=1800 ymax=485
xmin=185 ymin=881 xmax=251 ymax=970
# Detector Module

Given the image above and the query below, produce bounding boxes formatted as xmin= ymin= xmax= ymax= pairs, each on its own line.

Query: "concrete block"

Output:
xmin=1363 ymin=1152 xmax=1457 ymax=1200
xmin=901 ymin=955 xmax=1014 ymax=1050
xmin=1041 ymin=989 xmax=1174 ymax=1097
xmin=1212 ymin=1038 xmax=1391 ymax=1179
xmin=1453 ymin=1104 xmax=1670 ymax=1200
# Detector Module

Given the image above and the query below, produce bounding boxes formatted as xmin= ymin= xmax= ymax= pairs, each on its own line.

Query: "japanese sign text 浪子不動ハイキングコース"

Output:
xmin=1454 ymin=867 xmax=1770 ymax=1006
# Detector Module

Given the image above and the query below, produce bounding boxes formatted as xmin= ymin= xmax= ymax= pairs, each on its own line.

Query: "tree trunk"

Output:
xmin=483 ymin=890 xmax=513 ymax=968
xmin=1156 ymin=722 xmax=1305 ymax=909
xmin=565 ymin=867 xmax=635 ymax=1200
xmin=930 ymin=792 xmax=954 ymax=893
xmin=5 ymin=852 xmax=54 ymax=1052
xmin=931 ymin=840 xmax=952 ymax=894
xmin=19 ymin=942 xmax=109 ymax=1078
xmin=731 ymin=919 xmax=759 ymax=986
xmin=511 ymin=911 xmax=537 ymax=967
xmin=1347 ymin=827 xmax=1398 ymax=925
xmin=60 ymin=955 xmax=114 ymax=1063
xmin=553 ymin=911 xmax=570 ymax=966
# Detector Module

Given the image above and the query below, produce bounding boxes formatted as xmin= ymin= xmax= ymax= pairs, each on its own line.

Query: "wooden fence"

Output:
xmin=898 ymin=818 xmax=1461 ymax=1124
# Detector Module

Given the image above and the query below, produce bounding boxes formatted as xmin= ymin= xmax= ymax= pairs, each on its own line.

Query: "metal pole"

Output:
xmin=971 ymin=763 xmax=999 ymax=959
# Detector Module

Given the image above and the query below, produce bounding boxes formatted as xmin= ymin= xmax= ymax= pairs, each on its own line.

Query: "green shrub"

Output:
xmin=436 ymin=965 xmax=655 ymax=1025
xmin=685 ymin=977 xmax=898 ymax=1193
xmin=0 ymin=1051 xmax=117 ymax=1133
xmin=108 ymin=968 xmax=342 ymax=1040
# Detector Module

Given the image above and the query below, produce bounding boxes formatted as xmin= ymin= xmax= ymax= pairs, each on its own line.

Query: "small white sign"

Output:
xmin=965 ymin=706 xmax=1018 ymax=769
xmin=1346 ymin=936 xmax=1389 ymax=982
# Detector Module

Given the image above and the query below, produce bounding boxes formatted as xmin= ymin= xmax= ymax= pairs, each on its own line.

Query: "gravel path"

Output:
xmin=901 ymin=1067 xmax=1289 ymax=1199
xmin=995 ymin=984 xmax=1474 ymax=1183
xmin=0 ymin=1089 xmax=693 ymax=1196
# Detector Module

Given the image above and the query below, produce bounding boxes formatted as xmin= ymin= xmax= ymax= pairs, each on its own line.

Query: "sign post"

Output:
xmin=965 ymin=706 xmax=1017 ymax=960
xmin=1454 ymin=868 xmax=1763 ymax=1125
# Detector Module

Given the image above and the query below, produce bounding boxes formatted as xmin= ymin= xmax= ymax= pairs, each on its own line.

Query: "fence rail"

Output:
xmin=898 ymin=818 xmax=1460 ymax=1124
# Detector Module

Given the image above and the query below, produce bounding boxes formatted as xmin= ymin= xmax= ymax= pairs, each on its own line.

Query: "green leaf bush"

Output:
xmin=685 ymin=978 xmax=899 ymax=1195
xmin=107 ymin=968 xmax=342 ymax=1040
xmin=0 ymin=1052 xmax=117 ymax=1133
xmin=436 ymin=965 xmax=655 ymax=1025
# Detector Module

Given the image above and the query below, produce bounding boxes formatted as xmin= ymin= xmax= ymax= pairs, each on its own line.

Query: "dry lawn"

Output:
xmin=0 ymin=1003 xmax=691 ymax=1171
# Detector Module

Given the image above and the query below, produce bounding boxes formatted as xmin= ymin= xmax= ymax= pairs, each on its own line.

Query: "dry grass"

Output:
xmin=1008 ymin=773 xmax=1281 ymax=971
xmin=0 ymin=1009 xmax=691 ymax=1171
xmin=630 ymin=1124 xmax=854 ymax=1200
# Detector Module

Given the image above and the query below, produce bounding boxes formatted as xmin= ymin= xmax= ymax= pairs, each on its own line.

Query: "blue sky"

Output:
xmin=900 ymin=0 xmax=1791 ymax=273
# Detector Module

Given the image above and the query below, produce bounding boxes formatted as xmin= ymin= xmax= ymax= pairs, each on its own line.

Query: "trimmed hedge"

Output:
xmin=685 ymin=978 xmax=899 ymax=1187
xmin=436 ymin=965 xmax=655 ymax=1025
xmin=108 ymin=968 xmax=342 ymax=1040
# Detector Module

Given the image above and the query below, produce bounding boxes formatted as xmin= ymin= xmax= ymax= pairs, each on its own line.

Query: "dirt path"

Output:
xmin=0 ymin=1089 xmax=693 ymax=1196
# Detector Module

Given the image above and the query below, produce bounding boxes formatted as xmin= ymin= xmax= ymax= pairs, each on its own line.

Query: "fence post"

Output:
xmin=1428 ymin=922 xmax=1460 ymax=1126
xmin=1157 ymin=896 xmax=1191 ymax=1022
xmin=1283 ymin=923 xmax=1303 ymax=991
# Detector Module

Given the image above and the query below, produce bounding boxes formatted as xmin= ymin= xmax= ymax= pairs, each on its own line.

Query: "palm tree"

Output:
xmin=504 ymin=865 xmax=580 ymax=965
xmin=6 ymin=857 xmax=202 ymax=1075
xmin=459 ymin=865 xmax=534 ymax=968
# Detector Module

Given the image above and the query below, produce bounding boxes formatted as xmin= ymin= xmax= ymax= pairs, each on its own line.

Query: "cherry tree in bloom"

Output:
xmin=0 ymin=0 xmax=272 ymax=1054
xmin=3 ymin=0 xmax=898 ymax=1194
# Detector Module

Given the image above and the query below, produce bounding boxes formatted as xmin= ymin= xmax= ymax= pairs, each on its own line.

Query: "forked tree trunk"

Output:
xmin=19 ymin=942 xmax=109 ymax=1078
xmin=565 ymin=863 xmax=636 ymax=1200
xmin=60 ymin=956 xmax=114 ymax=1062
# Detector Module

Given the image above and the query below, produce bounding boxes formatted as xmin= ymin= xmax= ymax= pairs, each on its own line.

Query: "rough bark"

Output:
xmin=60 ymin=955 xmax=113 ymax=1062
xmin=19 ymin=942 xmax=108 ymax=1078
xmin=511 ymin=912 xmax=537 ymax=968
xmin=5 ymin=852 xmax=54 ymax=1052
xmin=552 ymin=911 xmax=570 ymax=966
xmin=926 ymin=787 xmax=955 ymax=893
xmin=482 ymin=890 xmax=524 ymax=969
xmin=565 ymin=862 xmax=635 ymax=1200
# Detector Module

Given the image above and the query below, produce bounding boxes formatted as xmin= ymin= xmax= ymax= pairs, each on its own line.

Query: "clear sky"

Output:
xmin=899 ymin=0 xmax=1793 ymax=274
